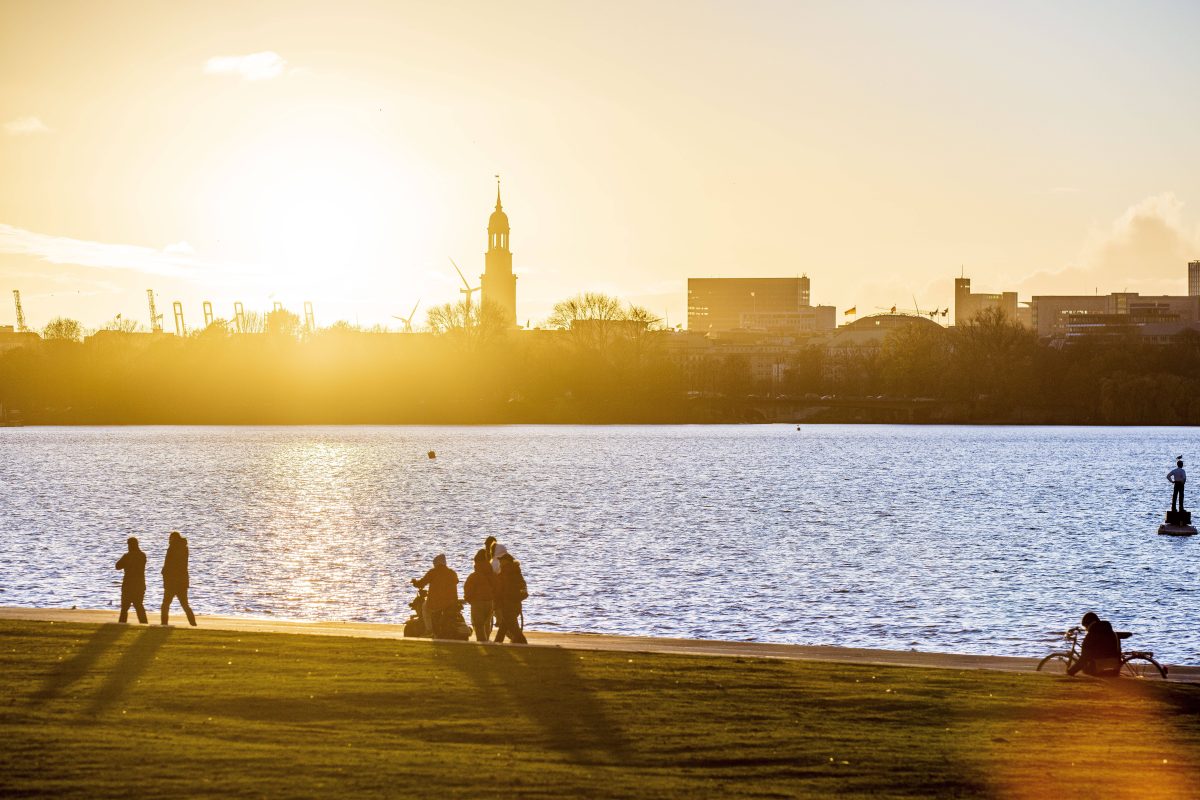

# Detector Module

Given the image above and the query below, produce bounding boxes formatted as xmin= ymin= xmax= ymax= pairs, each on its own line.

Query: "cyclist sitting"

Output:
xmin=1067 ymin=611 xmax=1122 ymax=677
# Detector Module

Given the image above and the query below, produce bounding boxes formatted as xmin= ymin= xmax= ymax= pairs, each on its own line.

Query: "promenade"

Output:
xmin=4 ymin=606 xmax=1196 ymax=682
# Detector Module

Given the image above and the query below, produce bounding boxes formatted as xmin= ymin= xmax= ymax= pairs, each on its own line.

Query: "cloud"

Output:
xmin=1018 ymin=193 xmax=1200 ymax=296
xmin=0 ymin=224 xmax=260 ymax=281
xmin=3 ymin=116 xmax=50 ymax=136
xmin=163 ymin=240 xmax=196 ymax=255
xmin=203 ymin=51 xmax=287 ymax=81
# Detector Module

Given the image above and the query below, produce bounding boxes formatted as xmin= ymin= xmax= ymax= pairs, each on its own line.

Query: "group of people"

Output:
xmin=412 ymin=535 xmax=529 ymax=644
xmin=114 ymin=531 xmax=196 ymax=626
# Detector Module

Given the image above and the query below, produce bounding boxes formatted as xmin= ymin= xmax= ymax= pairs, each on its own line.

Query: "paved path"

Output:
xmin=4 ymin=606 xmax=1196 ymax=682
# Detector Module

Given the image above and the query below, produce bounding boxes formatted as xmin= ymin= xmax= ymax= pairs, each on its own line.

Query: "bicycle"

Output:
xmin=1036 ymin=626 xmax=1168 ymax=679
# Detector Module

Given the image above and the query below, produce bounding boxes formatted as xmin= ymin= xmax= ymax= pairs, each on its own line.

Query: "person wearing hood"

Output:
xmin=493 ymin=546 xmax=528 ymax=645
xmin=412 ymin=554 xmax=459 ymax=638
xmin=161 ymin=531 xmax=197 ymax=626
xmin=115 ymin=537 xmax=148 ymax=624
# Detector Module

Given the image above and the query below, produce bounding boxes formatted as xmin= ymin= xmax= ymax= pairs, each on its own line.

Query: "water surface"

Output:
xmin=1 ymin=425 xmax=1196 ymax=663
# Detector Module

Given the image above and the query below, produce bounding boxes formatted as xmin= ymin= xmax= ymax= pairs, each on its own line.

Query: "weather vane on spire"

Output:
xmin=494 ymin=174 xmax=502 ymax=209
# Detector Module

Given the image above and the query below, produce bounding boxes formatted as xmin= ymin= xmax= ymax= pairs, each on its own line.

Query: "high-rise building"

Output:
xmin=687 ymin=277 xmax=831 ymax=333
xmin=1189 ymin=260 xmax=1200 ymax=297
xmin=954 ymin=276 xmax=1020 ymax=326
xmin=480 ymin=182 xmax=517 ymax=327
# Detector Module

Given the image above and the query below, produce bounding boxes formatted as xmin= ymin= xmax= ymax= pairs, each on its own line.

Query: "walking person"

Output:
xmin=463 ymin=550 xmax=496 ymax=642
xmin=115 ymin=537 xmax=148 ymax=624
xmin=161 ymin=531 xmax=197 ymax=626
xmin=411 ymin=554 xmax=459 ymax=638
xmin=493 ymin=545 xmax=528 ymax=645
xmin=1168 ymin=457 xmax=1187 ymax=512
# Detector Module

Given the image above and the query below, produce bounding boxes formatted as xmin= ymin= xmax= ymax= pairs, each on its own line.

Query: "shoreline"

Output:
xmin=5 ymin=606 xmax=1197 ymax=682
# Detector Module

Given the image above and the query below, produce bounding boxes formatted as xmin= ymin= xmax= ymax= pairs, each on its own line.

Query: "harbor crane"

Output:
xmin=173 ymin=301 xmax=185 ymax=336
xmin=449 ymin=258 xmax=480 ymax=311
xmin=392 ymin=300 xmax=421 ymax=333
xmin=272 ymin=301 xmax=284 ymax=313
xmin=303 ymin=301 xmax=315 ymax=333
xmin=146 ymin=289 xmax=163 ymax=333
xmin=233 ymin=301 xmax=245 ymax=333
xmin=12 ymin=290 xmax=27 ymax=333
xmin=202 ymin=301 xmax=214 ymax=328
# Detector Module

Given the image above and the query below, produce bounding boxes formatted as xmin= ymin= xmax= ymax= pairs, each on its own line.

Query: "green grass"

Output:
xmin=2 ymin=620 xmax=1199 ymax=799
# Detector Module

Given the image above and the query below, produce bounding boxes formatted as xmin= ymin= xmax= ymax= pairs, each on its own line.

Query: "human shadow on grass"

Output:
xmin=85 ymin=626 xmax=172 ymax=715
xmin=435 ymin=642 xmax=631 ymax=764
xmin=30 ymin=623 xmax=125 ymax=706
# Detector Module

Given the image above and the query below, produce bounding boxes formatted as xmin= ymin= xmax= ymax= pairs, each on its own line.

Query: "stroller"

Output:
xmin=402 ymin=586 xmax=472 ymax=641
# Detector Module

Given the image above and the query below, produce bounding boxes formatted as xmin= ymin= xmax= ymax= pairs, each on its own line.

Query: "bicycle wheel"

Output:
xmin=1037 ymin=653 xmax=1073 ymax=674
xmin=1120 ymin=654 xmax=1168 ymax=680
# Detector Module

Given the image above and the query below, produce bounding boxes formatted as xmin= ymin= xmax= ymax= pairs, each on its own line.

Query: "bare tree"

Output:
xmin=426 ymin=299 xmax=507 ymax=349
xmin=42 ymin=317 xmax=84 ymax=342
xmin=546 ymin=292 xmax=626 ymax=329
xmin=240 ymin=310 xmax=266 ymax=334
xmin=103 ymin=314 xmax=141 ymax=333
xmin=265 ymin=309 xmax=301 ymax=339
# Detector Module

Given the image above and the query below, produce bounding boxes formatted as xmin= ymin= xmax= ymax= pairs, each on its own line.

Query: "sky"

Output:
xmin=2 ymin=0 xmax=1200 ymax=331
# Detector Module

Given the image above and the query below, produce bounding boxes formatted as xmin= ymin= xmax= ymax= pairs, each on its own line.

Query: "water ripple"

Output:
xmin=0 ymin=424 xmax=1197 ymax=663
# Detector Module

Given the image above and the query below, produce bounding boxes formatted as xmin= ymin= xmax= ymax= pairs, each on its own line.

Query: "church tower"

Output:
xmin=481 ymin=179 xmax=517 ymax=327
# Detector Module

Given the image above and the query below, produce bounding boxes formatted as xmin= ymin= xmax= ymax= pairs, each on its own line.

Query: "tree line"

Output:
xmin=4 ymin=302 xmax=1200 ymax=424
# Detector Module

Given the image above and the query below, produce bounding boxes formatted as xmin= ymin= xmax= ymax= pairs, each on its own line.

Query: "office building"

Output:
xmin=1030 ymin=292 xmax=1200 ymax=340
xmin=687 ymin=277 xmax=833 ymax=334
xmin=1189 ymin=260 xmax=1200 ymax=297
xmin=954 ymin=277 xmax=1020 ymax=326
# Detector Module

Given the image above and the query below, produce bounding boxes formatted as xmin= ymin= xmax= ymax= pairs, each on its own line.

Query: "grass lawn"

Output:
xmin=1 ymin=619 xmax=1199 ymax=799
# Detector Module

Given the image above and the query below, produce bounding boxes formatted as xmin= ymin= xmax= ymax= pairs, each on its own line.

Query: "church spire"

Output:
xmin=495 ymin=174 xmax=502 ymax=210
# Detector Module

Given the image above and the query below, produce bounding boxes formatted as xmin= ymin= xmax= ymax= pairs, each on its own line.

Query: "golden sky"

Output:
xmin=2 ymin=0 xmax=1200 ymax=330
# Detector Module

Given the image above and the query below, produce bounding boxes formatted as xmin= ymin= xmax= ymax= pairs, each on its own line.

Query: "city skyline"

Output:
xmin=3 ymin=0 xmax=1200 ymax=330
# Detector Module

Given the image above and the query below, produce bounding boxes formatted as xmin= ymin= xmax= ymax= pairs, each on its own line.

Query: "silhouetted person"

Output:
xmin=463 ymin=550 xmax=496 ymax=642
xmin=1168 ymin=458 xmax=1186 ymax=512
xmin=115 ymin=537 xmax=148 ymax=624
xmin=412 ymin=554 xmax=459 ymax=638
xmin=1067 ymin=611 xmax=1122 ymax=677
xmin=161 ymin=531 xmax=197 ymax=626
xmin=474 ymin=536 xmax=499 ymax=631
xmin=493 ymin=547 xmax=528 ymax=645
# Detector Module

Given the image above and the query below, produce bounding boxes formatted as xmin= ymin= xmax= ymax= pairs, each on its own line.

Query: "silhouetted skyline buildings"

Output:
xmin=481 ymin=180 xmax=518 ymax=327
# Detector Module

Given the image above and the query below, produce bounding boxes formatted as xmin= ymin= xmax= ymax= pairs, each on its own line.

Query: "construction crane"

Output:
xmin=449 ymin=258 xmax=479 ymax=311
xmin=272 ymin=301 xmax=284 ymax=313
xmin=202 ymin=301 xmax=214 ymax=328
xmin=173 ymin=301 xmax=185 ymax=336
xmin=146 ymin=289 xmax=163 ymax=333
xmin=12 ymin=290 xmax=27 ymax=333
xmin=303 ymin=301 xmax=315 ymax=333
xmin=392 ymin=300 xmax=421 ymax=333
xmin=233 ymin=301 xmax=245 ymax=333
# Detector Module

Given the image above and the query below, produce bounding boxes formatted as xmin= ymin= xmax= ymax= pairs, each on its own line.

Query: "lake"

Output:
xmin=1 ymin=425 xmax=1196 ymax=663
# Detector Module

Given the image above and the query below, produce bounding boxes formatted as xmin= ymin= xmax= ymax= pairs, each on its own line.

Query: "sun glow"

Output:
xmin=201 ymin=120 xmax=432 ymax=307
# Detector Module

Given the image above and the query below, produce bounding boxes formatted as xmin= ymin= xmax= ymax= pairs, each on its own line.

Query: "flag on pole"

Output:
xmin=844 ymin=306 xmax=856 ymax=316
xmin=889 ymin=305 xmax=897 ymax=313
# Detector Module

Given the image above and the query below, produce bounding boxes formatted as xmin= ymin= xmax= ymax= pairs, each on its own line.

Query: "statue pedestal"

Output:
xmin=1158 ymin=509 xmax=1197 ymax=536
